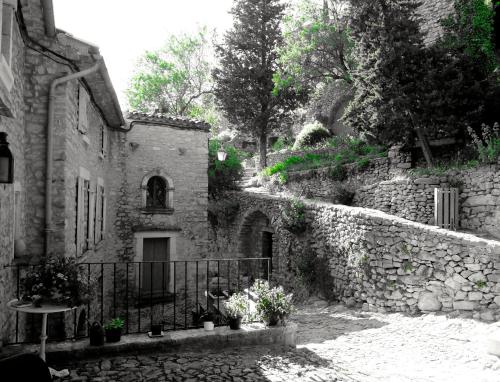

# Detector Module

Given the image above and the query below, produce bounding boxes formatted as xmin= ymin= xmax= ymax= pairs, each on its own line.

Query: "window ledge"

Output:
xmin=141 ymin=207 xmax=174 ymax=215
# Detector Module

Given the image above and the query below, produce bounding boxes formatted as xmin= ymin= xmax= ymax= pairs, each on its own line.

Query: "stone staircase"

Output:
xmin=238 ymin=159 xmax=259 ymax=188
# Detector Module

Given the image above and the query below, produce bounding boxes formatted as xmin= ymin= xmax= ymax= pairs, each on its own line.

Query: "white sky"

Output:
xmin=53 ymin=0 xmax=235 ymax=108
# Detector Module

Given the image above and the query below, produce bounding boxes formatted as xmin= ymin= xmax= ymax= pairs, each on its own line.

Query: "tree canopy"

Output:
xmin=274 ymin=0 xmax=353 ymax=94
xmin=126 ymin=28 xmax=215 ymax=122
xmin=213 ymin=0 xmax=305 ymax=169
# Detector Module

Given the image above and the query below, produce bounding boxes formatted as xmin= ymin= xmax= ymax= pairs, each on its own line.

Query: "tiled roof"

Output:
xmin=126 ymin=112 xmax=211 ymax=132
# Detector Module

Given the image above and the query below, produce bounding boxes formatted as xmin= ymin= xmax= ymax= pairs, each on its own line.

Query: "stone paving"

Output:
xmin=54 ymin=301 xmax=500 ymax=382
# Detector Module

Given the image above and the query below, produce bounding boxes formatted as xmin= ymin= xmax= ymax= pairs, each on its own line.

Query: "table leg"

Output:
xmin=40 ymin=312 xmax=48 ymax=362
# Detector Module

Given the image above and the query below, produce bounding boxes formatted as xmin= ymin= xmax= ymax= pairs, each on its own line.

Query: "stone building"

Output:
xmin=0 ymin=0 xmax=209 ymax=345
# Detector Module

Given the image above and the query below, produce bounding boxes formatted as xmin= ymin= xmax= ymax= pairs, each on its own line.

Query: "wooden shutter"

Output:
xmin=76 ymin=177 xmax=85 ymax=256
xmin=101 ymin=191 xmax=107 ymax=240
xmin=94 ymin=186 xmax=102 ymax=244
xmin=88 ymin=184 xmax=95 ymax=249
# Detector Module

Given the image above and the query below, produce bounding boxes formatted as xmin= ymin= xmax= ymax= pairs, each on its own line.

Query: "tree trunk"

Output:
xmin=258 ymin=132 xmax=267 ymax=170
xmin=416 ymin=127 xmax=434 ymax=167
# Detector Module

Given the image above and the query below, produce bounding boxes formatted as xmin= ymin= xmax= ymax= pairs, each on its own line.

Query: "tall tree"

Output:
xmin=126 ymin=28 xmax=215 ymax=121
xmin=213 ymin=0 xmax=305 ymax=169
xmin=343 ymin=0 xmax=436 ymax=165
xmin=274 ymin=0 xmax=353 ymax=93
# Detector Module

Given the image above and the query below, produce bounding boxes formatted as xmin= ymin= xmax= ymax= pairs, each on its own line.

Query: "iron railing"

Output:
xmin=4 ymin=257 xmax=271 ymax=345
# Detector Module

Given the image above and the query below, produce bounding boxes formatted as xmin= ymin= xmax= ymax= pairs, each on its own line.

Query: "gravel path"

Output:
xmin=55 ymin=302 xmax=500 ymax=381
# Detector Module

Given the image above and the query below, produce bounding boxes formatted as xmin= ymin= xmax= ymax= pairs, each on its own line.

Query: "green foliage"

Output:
xmin=104 ymin=318 xmax=125 ymax=330
xmin=328 ymin=164 xmax=347 ymax=181
xmin=293 ymin=122 xmax=331 ymax=150
xmin=280 ymin=198 xmax=307 ymax=234
xmin=127 ymin=28 xmax=215 ymax=121
xmin=223 ymin=292 xmax=249 ymax=318
xmin=208 ymin=139 xmax=243 ymax=197
xmin=441 ymin=0 xmax=497 ymax=73
xmin=213 ymin=0 xmax=306 ymax=169
xmin=403 ymin=262 xmax=413 ymax=273
xmin=468 ymin=122 xmax=500 ymax=163
xmin=356 ymin=157 xmax=370 ymax=170
xmin=271 ymin=137 xmax=291 ymax=152
xmin=343 ymin=0 xmax=427 ymax=146
xmin=274 ymin=0 xmax=353 ymax=94
xmin=251 ymin=280 xmax=294 ymax=325
xmin=344 ymin=0 xmax=495 ymax=164
xmin=263 ymin=137 xmax=385 ymax=180
xmin=475 ymin=279 xmax=487 ymax=288
xmin=22 ymin=256 xmax=95 ymax=307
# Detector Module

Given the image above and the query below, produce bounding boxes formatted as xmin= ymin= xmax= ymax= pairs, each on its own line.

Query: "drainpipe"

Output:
xmin=45 ymin=60 xmax=103 ymax=256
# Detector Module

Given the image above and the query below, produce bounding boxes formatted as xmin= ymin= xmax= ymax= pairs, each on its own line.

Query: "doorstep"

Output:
xmin=1 ymin=323 xmax=297 ymax=363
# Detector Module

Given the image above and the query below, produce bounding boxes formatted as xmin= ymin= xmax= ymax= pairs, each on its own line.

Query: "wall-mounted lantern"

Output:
xmin=217 ymin=148 xmax=228 ymax=161
xmin=0 ymin=132 xmax=13 ymax=183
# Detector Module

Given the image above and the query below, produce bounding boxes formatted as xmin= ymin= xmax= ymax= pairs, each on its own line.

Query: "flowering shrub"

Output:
xmin=223 ymin=292 xmax=248 ymax=319
xmin=251 ymin=280 xmax=294 ymax=325
xmin=22 ymin=256 xmax=94 ymax=307
xmin=467 ymin=122 xmax=500 ymax=164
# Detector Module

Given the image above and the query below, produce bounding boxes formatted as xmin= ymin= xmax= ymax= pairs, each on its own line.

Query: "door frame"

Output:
xmin=133 ymin=231 xmax=178 ymax=293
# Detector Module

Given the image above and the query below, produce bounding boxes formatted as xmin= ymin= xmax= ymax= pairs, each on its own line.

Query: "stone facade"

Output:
xmin=210 ymin=191 xmax=500 ymax=321
xmin=0 ymin=1 xmax=209 ymax=346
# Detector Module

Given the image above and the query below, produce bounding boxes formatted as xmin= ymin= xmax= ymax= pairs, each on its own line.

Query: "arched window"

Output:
xmin=146 ymin=176 xmax=167 ymax=208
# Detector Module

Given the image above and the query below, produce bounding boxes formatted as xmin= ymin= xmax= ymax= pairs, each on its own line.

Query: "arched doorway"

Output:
xmin=238 ymin=210 xmax=275 ymax=281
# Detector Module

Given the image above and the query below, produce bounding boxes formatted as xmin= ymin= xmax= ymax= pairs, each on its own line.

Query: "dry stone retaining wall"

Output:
xmin=210 ymin=191 xmax=500 ymax=321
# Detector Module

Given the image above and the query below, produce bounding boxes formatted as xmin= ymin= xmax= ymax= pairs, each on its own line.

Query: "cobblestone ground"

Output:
xmin=55 ymin=302 xmax=500 ymax=382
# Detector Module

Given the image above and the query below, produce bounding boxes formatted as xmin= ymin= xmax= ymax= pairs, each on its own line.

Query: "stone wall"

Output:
xmin=354 ymin=165 xmax=500 ymax=239
xmin=0 ymin=2 xmax=27 ymax=346
xmin=209 ymin=191 xmax=500 ymax=321
xmin=111 ymin=122 xmax=210 ymax=264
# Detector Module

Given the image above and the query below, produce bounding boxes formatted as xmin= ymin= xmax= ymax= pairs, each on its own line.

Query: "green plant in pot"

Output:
xmin=104 ymin=318 xmax=124 ymax=343
xmin=21 ymin=256 xmax=94 ymax=307
xmin=252 ymin=280 xmax=294 ymax=326
xmin=223 ymin=292 xmax=248 ymax=330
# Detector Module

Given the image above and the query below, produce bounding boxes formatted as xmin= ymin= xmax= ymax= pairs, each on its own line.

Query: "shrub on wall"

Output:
xmin=293 ymin=121 xmax=331 ymax=150
xmin=208 ymin=139 xmax=243 ymax=197
xmin=280 ymin=198 xmax=307 ymax=234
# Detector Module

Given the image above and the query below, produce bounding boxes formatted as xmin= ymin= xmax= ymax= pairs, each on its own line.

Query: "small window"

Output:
xmin=78 ymin=85 xmax=89 ymax=134
xmin=146 ymin=176 xmax=167 ymax=208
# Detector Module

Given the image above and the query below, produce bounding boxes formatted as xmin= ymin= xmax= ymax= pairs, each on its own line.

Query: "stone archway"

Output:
xmin=237 ymin=210 xmax=275 ymax=281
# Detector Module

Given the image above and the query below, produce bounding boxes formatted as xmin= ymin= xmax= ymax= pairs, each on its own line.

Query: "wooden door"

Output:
xmin=261 ymin=232 xmax=273 ymax=280
xmin=142 ymin=238 xmax=170 ymax=296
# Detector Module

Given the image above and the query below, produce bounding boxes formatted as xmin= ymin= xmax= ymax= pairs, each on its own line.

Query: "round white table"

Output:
xmin=7 ymin=299 xmax=76 ymax=361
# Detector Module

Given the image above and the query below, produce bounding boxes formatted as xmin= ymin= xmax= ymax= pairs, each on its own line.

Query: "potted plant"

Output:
xmin=201 ymin=311 xmax=215 ymax=331
xmin=223 ymin=292 xmax=248 ymax=330
xmin=104 ymin=318 xmax=124 ymax=343
xmin=252 ymin=279 xmax=294 ymax=326
xmin=21 ymin=256 xmax=94 ymax=307
xmin=150 ymin=310 xmax=164 ymax=337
